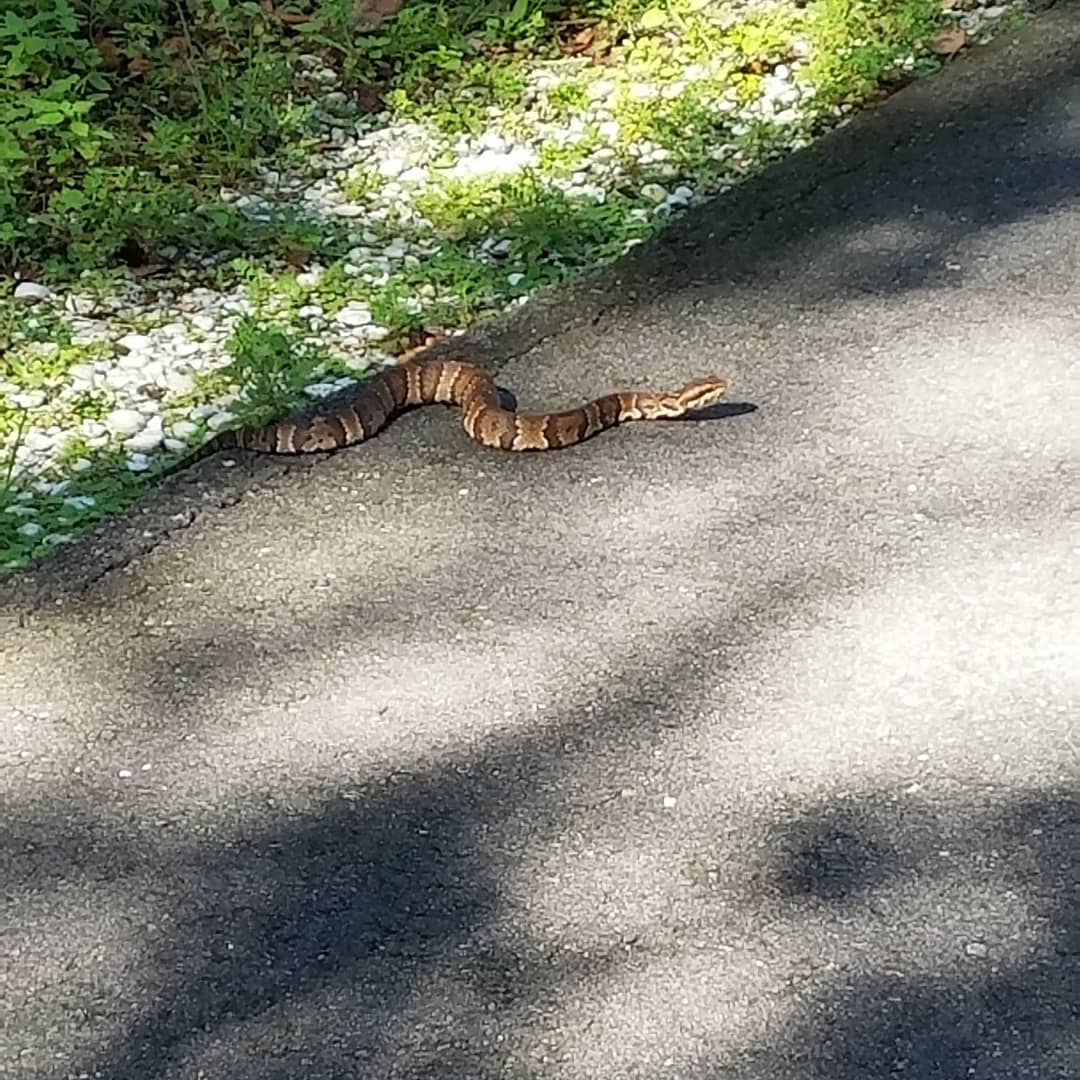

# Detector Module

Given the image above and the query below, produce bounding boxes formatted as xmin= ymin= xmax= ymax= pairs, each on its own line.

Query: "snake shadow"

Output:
xmin=674 ymin=400 xmax=757 ymax=422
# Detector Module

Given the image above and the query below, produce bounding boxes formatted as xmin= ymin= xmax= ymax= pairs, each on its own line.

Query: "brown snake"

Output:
xmin=181 ymin=358 xmax=728 ymax=465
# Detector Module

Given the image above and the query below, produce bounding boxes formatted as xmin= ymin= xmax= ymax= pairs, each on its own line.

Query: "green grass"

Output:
xmin=804 ymin=0 xmax=941 ymax=104
xmin=0 ymin=0 xmax=966 ymax=279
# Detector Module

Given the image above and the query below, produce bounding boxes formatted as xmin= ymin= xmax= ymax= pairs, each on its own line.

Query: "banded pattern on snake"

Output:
xmin=184 ymin=358 xmax=728 ymax=463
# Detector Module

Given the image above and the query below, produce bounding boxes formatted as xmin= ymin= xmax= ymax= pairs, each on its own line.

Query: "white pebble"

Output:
xmin=206 ymin=411 xmax=237 ymax=432
xmin=105 ymin=409 xmax=147 ymax=436
xmin=80 ymin=420 xmax=107 ymax=439
xmin=160 ymin=370 xmax=194 ymax=395
xmin=64 ymin=294 xmax=98 ymax=315
xmin=169 ymin=420 xmax=199 ymax=441
xmin=303 ymin=382 xmax=339 ymax=398
xmin=118 ymin=351 xmax=151 ymax=371
xmin=116 ymin=332 xmax=153 ymax=354
xmin=14 ymin=281 xmax=52 ymax=303
xmin=22 ymin=431 xmax=54 ymax=452
xmin=125 ymin=427 xmax=165 ymax=453
xmin=67 ymin=363 xmax=97 ymax=386
xmin=335 ymin=305 xmax=373 ymax=328
xmin=350 ymin=322 xmax=389 ymax=342
xmin=104 ymin=367 xmax=136 ymax=390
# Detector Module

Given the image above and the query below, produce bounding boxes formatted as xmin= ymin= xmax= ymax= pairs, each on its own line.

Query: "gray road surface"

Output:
xmin=2 ymin=7 xmax=1078 ymax=1079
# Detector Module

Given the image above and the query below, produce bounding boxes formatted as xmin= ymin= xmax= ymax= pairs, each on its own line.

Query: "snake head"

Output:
xmin=675 ymin=376 xmax=728 ymax=412
xmin=649 ymin=376 xmax=728 ymax=417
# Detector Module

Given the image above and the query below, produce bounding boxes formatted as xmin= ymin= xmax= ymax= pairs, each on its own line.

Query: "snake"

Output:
xmin=179 ymin=358 xmax=728 ymax=466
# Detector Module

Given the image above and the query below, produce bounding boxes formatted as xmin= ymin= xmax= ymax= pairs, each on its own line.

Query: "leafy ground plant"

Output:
xmin=805 ymin=0 xmax=941 ymax=103
xmin=0 ymin=0 xmax=985 ymax=277
xmin=216 ymin=313 xmax=345 ymax=423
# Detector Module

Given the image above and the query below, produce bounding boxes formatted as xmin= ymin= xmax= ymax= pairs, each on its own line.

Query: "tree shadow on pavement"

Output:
xmin=4 ymin=463 xmax=1075 ymax=1079
xmin=0 ymin=666 xmax=686 ymax=1078
xmin=717 ymin=785 xmax=1080 ymax=1079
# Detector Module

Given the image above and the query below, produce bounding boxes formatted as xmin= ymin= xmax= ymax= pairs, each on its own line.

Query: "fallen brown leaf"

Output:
xmin=351 ymin=0 xmax=406 ymax=27
xmin=931 ymin=25 xmax=966 ymax=57
xmin=354 ymin=86 xmax=385 ymax=113
xmin=95 ymin=36 xmax=122 ymax=72
xmin=569 ymin=26 xmax=595 ymax=48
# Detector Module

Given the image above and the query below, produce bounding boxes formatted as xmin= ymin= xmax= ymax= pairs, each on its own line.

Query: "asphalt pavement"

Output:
xmin=1 ymin=5 xmax=1078 ymax=1079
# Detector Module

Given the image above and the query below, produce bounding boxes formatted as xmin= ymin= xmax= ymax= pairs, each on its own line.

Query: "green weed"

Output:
xmin=218 ymin=314 xmax=333 ymax=422
xmin=804 ymin=0 xmax=941 ymax=104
